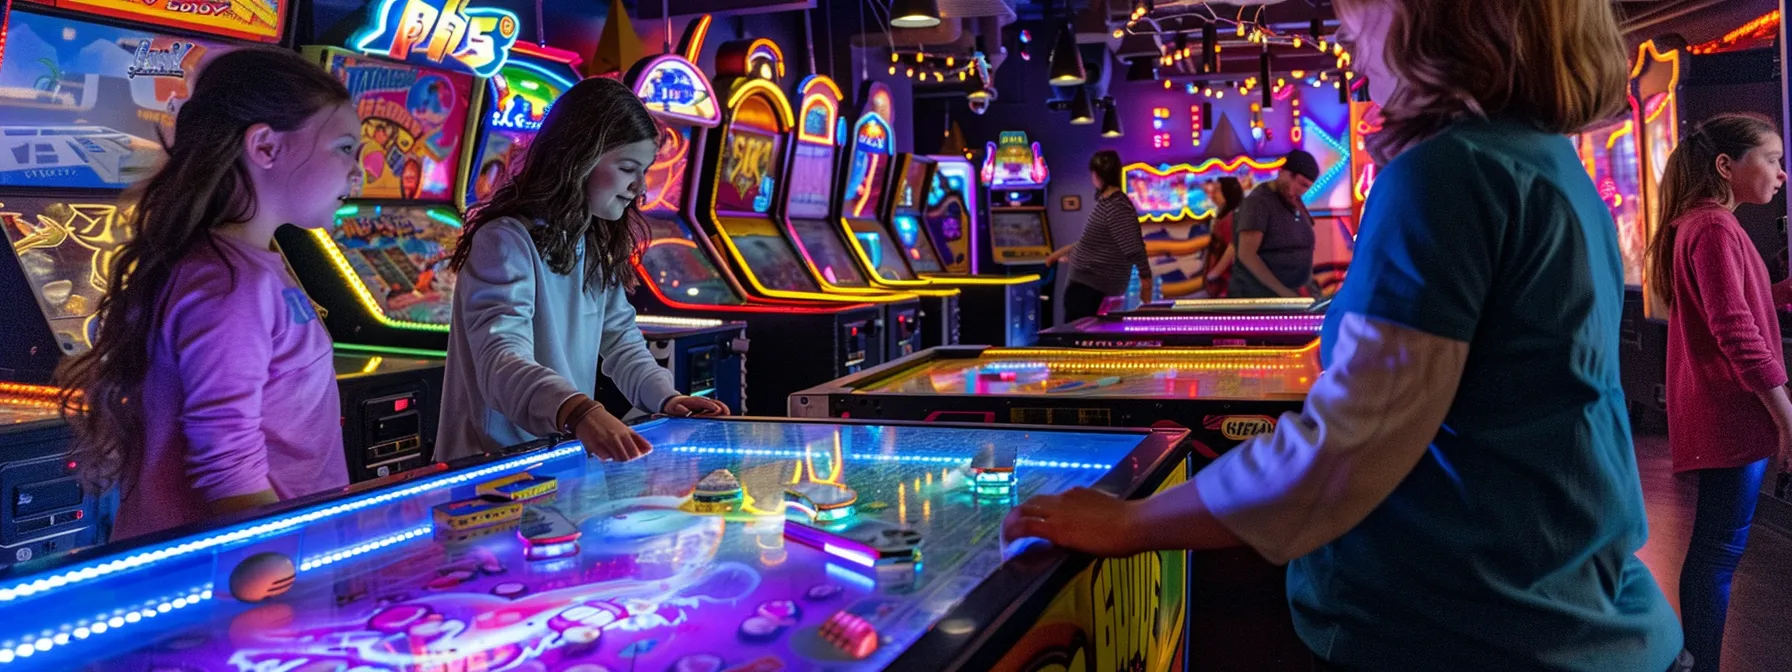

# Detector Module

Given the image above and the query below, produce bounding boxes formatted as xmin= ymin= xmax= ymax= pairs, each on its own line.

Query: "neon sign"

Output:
xmin=352 ymin=0 xmax=520 ymax=78
xmin=45 ymin=0 xmax=284 ymax=43
xmin=1123 ymin=158 xmax=1286 ymax=222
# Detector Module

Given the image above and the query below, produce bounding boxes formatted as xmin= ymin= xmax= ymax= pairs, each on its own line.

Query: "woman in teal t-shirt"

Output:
xmin=1004 ymin=0 xmax=1684 ymax=670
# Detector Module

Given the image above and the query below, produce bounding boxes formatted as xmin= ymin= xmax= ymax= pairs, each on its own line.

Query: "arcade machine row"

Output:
xmin=278 ymin=33 xmax=748 ymax=419
xmin=0 ymin=416 xmax=1193 ymax=671
xmin=776 ymin=72 xmax=937 ymax=360
xmin=831 ymin=84 xmax=1045 ymax=348
xmin=979 ymin=131 xmax=1060 ymax=324
xmin=624 ymin=30 xmax=885 ymax=414
xmin=0 ymin=0 xmax=385 ymax=564
xmin=692 ymin=40 xmax=931 ymax=362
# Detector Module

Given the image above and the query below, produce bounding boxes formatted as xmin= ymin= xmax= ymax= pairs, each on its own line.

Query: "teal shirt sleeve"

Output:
xmin=1332 ymin=137 xmax=1511 ymax=345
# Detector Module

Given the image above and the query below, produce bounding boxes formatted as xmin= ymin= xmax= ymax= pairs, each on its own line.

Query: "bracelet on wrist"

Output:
xmin=560 ymin=398 xmax=602 ymax=434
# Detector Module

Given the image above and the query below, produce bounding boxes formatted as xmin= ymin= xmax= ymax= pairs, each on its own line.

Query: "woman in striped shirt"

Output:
xmin=1045 ymin=149 xmax=1153 ymax=322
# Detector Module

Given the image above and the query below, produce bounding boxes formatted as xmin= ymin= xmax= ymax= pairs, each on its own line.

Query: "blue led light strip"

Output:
xmin=0 ymin=583 xmax=212 ymax=665
xmin=0 ymin=446 xmax=584 ymax=603
xmin=299 ymin=524 xmax=435 ymax=572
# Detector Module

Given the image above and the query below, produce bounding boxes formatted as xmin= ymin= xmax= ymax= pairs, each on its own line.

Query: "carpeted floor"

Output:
xmin=1632 ymin=432 xmax=1792 ymax=672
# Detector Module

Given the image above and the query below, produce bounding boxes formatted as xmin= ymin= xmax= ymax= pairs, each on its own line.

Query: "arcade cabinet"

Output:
xmin=624 ymin=30 xmax=884 ymax=414
xmin=921 ymin=155 xmax=1041 ymax=346
xmin=777 ymin=74 xmax=943 ymax=358
xmin=693 ymin=41 xmax=931 ymax=360
xmin=830 ymin=84 xmax=1041 ymax=347
xmin=981 ymin=131 xmax=1059 ymax=321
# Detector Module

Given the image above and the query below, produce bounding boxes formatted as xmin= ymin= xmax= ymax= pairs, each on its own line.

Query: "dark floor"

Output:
xmin=1632 ymin=433 xmax=1792 ymax=672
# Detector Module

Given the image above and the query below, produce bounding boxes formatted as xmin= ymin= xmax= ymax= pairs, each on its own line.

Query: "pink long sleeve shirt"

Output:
xmin=1666 ymin=202 xmax=1792 ymax=472
xmin=114 ymin=233 xmax=346 ymax=540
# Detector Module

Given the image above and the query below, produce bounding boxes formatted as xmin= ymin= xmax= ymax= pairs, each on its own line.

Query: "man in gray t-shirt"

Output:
xmin=1231 ymin=150 xmax=1319 ymax=298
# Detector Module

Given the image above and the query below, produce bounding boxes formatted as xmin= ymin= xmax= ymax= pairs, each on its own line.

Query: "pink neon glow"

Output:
xmin=1090 ymin=314 xmax=1326 ymax=335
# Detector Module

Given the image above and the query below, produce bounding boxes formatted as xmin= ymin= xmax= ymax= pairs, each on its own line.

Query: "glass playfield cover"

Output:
xmin=0 ymin=417 xmax=1171 ymax=671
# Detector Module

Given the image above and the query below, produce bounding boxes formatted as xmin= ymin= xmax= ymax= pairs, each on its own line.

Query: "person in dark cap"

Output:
xmin=1230 ymin=149 xmax=1320 ymax=298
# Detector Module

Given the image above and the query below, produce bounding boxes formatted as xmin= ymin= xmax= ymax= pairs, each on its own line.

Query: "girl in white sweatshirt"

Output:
xmin=436 ymin=77 xmax=726 ymax=462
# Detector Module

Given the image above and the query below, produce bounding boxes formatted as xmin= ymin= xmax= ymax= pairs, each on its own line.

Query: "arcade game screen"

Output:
xmin=859 ymin=345 xmax=1318 ymax=400
xmin=0 ymin=195 xmax=132 ymax=354
xmin=714 ymin=115 xmax=824 ymax=294
xmin=638 ymin=127 xmax=741 ymax=306
xmin=463 ymin=50 xmax=578 ymax=209
xmin=1578 ymin=116 xmax=1646 ymax=285
xmin=3 ymin=418 xmax=1168 ymax=670
xmin=789 ymin=217 xmax=870 ymax=287
xmin=890 ymin=160 xmax=945 ymax=274
xmin=988 ymin=210 xmax=1050 ymax=250
xmin=843 ymin=148 xmax=914 ymax=282
xmin=319 ymin=204 xmax=463 ymax=327
xmin=923 ymin=163 xmax=974 ymax=272
xmin=316 ymin=49 xmax=472 ymax=202
xmin=0 ymin=11 xmax=237 ymax=189
xmin=785 ymin=142 xmax=869 ymax=287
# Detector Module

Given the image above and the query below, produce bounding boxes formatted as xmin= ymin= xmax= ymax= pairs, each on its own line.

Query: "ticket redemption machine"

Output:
xmin=980 ymin=131 xmax=1059 ymax=322
xmin=693 ymin=41 xmax=929 ymax=360
xmin=624 ymin=30 xmax=883 ymax=413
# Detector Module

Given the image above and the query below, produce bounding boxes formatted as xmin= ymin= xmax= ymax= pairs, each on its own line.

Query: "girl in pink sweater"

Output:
xmin=57 ymin=49 xmax=362 ymax=540
xmin=1646 ymin=112 xmax=1791 ymax=670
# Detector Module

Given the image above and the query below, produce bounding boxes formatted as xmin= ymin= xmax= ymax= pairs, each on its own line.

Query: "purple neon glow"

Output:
xmin=1096 ymin=314 xmax=1326 ymax=334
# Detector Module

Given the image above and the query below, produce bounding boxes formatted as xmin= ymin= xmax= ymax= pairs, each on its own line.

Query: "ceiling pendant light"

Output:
xmin=890 ymin=0 xmax=942 ymax=28
xmin=1048 ymin=23 xmax=1087 ymax=86
xmin=1100 ymin=100 xmax=1123 ymax=137
xmin=1068 ymin=86 xmax=1095 ymax=124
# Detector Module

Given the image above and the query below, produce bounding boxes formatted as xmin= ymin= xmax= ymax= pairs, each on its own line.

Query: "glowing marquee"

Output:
xmin=632 ymin=56 xmax=721 ymax=127
xmin=982 ymin=131 xmax=1049 ymax=189
xmin=353 ymin=0 xmax=520 ymax=78
xmin=44 ymin=0 xmax=285 ymax=43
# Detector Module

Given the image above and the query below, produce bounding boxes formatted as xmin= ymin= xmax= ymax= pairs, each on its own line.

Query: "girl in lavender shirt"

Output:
xmin=58 ymin=49 xmax=362 ymax=540
xmin=435 ymin=77 xmax=726 ymax=463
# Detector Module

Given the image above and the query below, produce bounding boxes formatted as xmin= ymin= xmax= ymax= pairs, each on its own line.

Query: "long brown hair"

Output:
xmin=451 ymin=77 xmax=659 ymax=291
xmin=1644 ymin=113 xmax=1779 ymax=305
xmin=1335 ymin=0 xmax=1630 ymax=164
xmin=55 ymin=48 xmax=351 ymax=493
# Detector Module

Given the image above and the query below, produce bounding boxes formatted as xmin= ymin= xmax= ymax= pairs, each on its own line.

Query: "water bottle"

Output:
xmin=1124 ymin=267 xmax=1143 ymax=311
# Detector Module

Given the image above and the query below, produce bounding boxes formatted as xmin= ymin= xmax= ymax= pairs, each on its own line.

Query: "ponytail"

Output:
xmin=1644 ymin=113 xmax=1778 ymax=306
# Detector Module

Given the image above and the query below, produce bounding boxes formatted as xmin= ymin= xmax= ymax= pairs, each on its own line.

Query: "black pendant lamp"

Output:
xmin=1100 ymin=99 xmax=1123 ymax=137
xmin=1049 ymin=23 xmax=1087 ymax=86
xmin=890 ymin=0 xmax=942 ymax=28
xmin=1068 ymin=86 xmax=1095 ymax=124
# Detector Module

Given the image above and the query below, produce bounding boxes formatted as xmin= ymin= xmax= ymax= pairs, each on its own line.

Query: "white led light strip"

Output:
xmin=636 ymin=315 xmax=728 ymax=329
xmin=0 ymin=446 xmax=583 ymax=604
xmin=299 ymin=524 xmax=434 ymax=572
xmin=0 ymin=583 xmax=211 ymax=665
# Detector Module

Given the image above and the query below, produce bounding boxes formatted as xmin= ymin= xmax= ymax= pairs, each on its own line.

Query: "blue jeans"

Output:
xmin=1679 ymin=459 xmax=1768 ymax=671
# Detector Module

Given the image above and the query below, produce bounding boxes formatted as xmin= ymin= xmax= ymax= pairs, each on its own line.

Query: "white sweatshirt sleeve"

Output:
xmin=1194 ymin=312 xmax=1470 ymax=564
xmin=458 ymin=221 xmax=580 ymax=436
xmin=598 ymin=284 xmax=681 ymax=413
